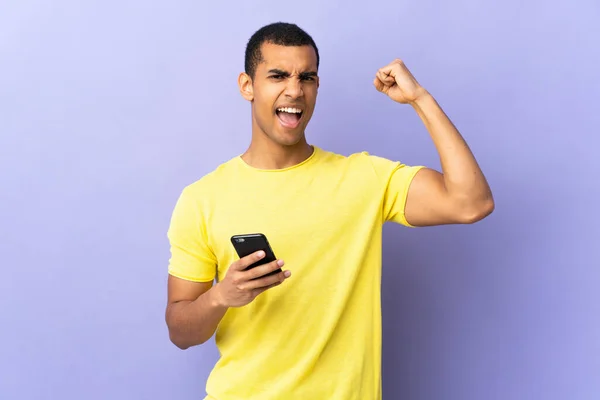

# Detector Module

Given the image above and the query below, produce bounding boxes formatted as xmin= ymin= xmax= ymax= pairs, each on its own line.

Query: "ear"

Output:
xmin=238 ymin=72 xmax=254 ymax=101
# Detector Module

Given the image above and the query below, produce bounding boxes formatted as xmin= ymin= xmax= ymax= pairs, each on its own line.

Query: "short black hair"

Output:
xmin=244 ymin=22 xmax=320 ymax=79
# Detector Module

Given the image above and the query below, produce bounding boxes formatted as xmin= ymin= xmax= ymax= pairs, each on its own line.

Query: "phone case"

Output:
xmin=230 ymin=233 xmax=282 ymax=277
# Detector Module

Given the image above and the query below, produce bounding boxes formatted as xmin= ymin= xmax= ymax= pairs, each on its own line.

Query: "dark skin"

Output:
xmin=165 ymin=42 xmax=494 ymax=350
xmin=166 ymin=252 xmax=287 ymax=349
xmin=165 ymin=43 xmax=315 ymax=349
xmin=237 ymin=42 xmax=320 ymax=169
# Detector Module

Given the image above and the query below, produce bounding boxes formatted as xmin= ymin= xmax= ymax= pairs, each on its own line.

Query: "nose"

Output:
xmin=284 ymin=77 xmax=304 ymax=99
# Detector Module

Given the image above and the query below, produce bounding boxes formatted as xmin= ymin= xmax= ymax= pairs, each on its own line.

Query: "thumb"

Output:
xmin=234 ymin=250 xmax=265 ymax=271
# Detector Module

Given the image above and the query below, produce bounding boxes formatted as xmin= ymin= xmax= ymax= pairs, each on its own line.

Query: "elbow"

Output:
xmin=459 ymin=197 xmax=495 ymax=224
xmin=167 ymin=323 xmax=210 ymax=350
xmin=165 ymin=306 xmax=204 ymax=350
xmin=169 ymin=332 xmax=191 ymax=350
xmin=165 ymin=319 xmax=198 ymax=350
xmin=166 ymin=312 xmax=189 ymax=350
xmin=172 ymin=340 xmax=193 ymax=351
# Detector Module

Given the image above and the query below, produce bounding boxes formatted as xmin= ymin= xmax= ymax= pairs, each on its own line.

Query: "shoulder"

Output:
xmin=177 ymin=156 xmax=240 ymax=201
xmin=317 ymin=147 xmax=401 ymax=177
xmin=316 ymin=147 xmax=368 ymax=165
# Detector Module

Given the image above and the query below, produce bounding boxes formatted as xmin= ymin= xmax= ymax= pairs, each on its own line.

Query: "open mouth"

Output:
xmin=276 ymin=107 xmax=303 ymax=129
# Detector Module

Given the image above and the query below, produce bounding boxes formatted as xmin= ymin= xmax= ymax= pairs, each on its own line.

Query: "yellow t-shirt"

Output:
xmin=167 ymin=146 xmax=424 ymax=400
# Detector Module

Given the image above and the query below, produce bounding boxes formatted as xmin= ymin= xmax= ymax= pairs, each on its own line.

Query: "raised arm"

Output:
xmin=374 ymin=59 xmax=494 ymax=226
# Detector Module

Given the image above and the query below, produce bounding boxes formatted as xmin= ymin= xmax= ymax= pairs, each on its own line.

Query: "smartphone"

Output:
xmin=230 ymin=233 xmax=282 ymax=277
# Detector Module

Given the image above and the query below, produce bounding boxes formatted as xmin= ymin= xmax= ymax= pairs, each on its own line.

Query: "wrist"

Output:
xmin=208 ymin=284 xmax=228 ymax=309
xmin=409 ymin=88 xmax=432 ymax=108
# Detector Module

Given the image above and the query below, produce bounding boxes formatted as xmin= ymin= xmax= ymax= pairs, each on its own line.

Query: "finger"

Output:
xmin=249 ymin=271 xmax=290 ymax=293
xmin=378 ymin=63 xmax=395 ymax=76
xmin=373 ymin=76 xmax=386 ymax=92
xmin=379 ymin=62 xmax=393 ymax=73
xmin=244 ymin=259 xmax=285 ymax=281
xmin=377 ymin=69 xmax=395 ymax=85
xmin=252 ymin=280 xmax=283 ymax=297
xmin=245 ymin=268 xmax=290 ymax=290
xmin=233 ymin=250 xmax=266 ymax=271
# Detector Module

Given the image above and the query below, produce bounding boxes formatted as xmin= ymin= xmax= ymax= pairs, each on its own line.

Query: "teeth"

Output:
xmin=277 ymin=107 xmax=302 ymax=114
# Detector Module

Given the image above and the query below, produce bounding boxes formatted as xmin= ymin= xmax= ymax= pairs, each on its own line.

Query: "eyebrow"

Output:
xmin=267 ymin=69 xmax=318 ymax=78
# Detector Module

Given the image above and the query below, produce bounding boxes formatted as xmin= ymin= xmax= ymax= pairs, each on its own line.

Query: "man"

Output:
xmin=165 ymin=22 xmax=493 ymax=400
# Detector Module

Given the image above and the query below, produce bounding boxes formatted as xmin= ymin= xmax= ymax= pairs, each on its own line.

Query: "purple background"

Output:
xmin=1 ymin=1 xmax=599 ymax=399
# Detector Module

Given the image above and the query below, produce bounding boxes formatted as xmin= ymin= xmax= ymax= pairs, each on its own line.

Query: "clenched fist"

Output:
xmin=374 ymin=59 xmax=428 ymax=104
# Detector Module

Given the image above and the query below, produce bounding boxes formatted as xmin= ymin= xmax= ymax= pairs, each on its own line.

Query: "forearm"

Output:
xmin=411 ymin=92 xmax=493 ymax=205
xmin=166 ymin=286 xmax=228 ymax=349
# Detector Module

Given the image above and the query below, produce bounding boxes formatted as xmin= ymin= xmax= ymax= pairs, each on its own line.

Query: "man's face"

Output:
xmin=240 ymin=42 xmax=319 ymax=147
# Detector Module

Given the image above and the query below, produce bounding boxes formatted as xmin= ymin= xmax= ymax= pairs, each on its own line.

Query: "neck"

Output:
xmin=241 ymin=138 xmax=314 ymax=170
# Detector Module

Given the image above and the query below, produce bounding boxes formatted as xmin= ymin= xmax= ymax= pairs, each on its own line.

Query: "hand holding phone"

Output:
xmin=231 ymin=233 xmax=282 ymax=277
xmin=212 ymin=234 xmax=291 ymax=308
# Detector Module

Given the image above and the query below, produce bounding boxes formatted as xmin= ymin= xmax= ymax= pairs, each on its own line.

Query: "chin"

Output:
xmin=272 ymin=134 xmax=304 ymax=147
xmin=265 ymin=123 xmax=302 ymax=145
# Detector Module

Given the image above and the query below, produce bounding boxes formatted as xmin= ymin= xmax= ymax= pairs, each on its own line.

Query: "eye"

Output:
xmin=270 ymin=75 xmax=285 ymax=80
xmin=300 ymin=74 xmax=318 ymax=82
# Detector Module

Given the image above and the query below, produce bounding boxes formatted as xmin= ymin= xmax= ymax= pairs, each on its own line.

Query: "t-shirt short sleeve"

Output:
xmin=166 ymin=187 xmax=217 ymax=282
xmin=367 ymin=154 xmax=425 ymax=227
